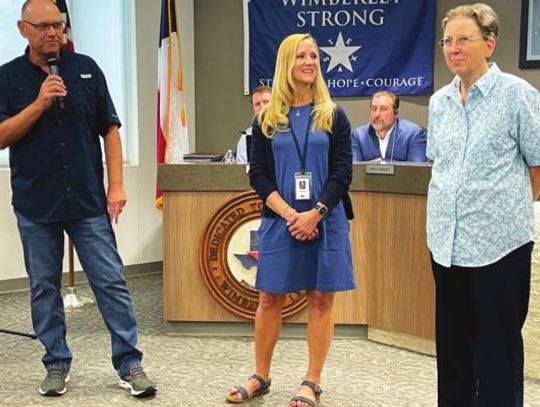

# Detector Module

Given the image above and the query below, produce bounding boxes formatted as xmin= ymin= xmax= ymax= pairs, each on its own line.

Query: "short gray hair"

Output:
xmin=442 ymin=3 xmax=500 ymax=40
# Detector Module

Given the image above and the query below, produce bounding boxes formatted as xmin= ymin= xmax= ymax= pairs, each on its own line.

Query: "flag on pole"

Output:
xmin=156 ymin=0 xmax=189 ymax=209
xmin=54 ymin=0 xmax=74 ymax=51
xmin=54 ymin=1 xmax=80 ymax=300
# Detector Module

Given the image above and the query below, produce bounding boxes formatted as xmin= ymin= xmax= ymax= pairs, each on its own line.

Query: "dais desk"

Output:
xmin=158 ymin=162 xmax=434 ymax=339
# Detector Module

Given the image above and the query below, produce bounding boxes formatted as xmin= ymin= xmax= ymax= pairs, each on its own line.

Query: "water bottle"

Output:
xmin=223 ymin=149 xmax=235 ymax=163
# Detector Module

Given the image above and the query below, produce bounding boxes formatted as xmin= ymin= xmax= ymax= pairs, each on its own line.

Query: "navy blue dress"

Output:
xmin=255 ymin=104 xmax=355 ymax=293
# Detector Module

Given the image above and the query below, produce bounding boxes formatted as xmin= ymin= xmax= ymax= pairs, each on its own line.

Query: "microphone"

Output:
xmin=389 ymin=120 xmax=398 ymax=163
xmin=45 ymin=52 xmax=65 ymax=110
xmin=233 ymin=129 xmax=250 ymax=164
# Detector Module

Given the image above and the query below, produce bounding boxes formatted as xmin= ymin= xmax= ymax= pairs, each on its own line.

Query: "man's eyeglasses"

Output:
xmin=22 ymin=20 xmax=66 ymax=32
xmin=438 ymin=35 xmax=484 ymax=48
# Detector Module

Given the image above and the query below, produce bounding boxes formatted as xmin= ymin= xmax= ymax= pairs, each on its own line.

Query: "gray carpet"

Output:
xmin=1 ymin=273 xmax=540 ymax=406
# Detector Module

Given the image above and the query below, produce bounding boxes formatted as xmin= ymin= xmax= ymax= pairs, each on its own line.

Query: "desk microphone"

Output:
xmin=389 ymin=129 xmax=396 ymax=163
xmin=46 ymin=53 xmax=65 ymax=110
xmin=231 ymin=129 xmax=247 ymax=152
xmin=381 ymin=123 xmax=397 ymax=164
xmin=233 ymin=129 xmax=251 ymax=163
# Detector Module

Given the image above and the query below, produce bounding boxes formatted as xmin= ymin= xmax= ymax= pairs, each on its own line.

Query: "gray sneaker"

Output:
xmin=118 ymin=366 xmax=157 ymax=398
xmin=39 ymin=368 xmax=69 ymax=396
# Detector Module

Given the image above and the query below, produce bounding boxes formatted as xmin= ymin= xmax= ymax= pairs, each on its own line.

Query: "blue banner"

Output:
xmin=245 ymin=0 xmax=436 ymax=97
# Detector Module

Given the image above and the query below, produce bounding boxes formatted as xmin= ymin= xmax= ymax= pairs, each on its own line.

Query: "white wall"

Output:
xmin=0 ymin=0 xmax=195 ymax=282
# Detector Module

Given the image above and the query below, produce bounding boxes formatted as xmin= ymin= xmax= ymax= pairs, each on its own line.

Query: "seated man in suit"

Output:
xmin=352 ymin=91 xmax=426 ymax=162
xmin=236 ymin=85 xmax=271 ymax=164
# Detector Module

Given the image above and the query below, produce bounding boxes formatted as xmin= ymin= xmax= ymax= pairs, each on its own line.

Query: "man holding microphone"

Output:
xmin=0 ymin=0 xmax=156 ymax=398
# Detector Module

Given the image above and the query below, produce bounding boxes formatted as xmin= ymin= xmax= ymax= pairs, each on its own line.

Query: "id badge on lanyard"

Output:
xmin=294 ymin=172 xmax=312 ymax=200
xmin=290 ymin=111 xmax=313 ymax=201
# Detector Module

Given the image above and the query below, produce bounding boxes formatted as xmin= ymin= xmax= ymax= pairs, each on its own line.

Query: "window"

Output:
xmin=0 ymin=0 xmax=137 ymax=165
xmin=0 ymin=2 xmax=27 ymax=164
xmin=67 ymin=0 xmax=138 ymax=164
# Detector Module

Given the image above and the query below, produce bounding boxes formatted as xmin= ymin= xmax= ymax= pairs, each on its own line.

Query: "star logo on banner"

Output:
xmin=320 ymin=32 xmax=361 ymax=73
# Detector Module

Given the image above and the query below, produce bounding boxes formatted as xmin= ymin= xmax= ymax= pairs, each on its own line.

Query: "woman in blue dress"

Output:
xmin=226 ymin=33 xmax=355 ymax=407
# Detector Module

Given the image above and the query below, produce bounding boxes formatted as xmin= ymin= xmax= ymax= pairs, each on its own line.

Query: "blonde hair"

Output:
xmin=260 ymin=33 xmax=335 ymax=138
xmin=442 ymin=3 xmax=500 ymax=39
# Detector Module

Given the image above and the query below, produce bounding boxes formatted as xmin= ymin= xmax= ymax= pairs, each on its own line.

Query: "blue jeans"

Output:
xmin=15 ymin=212 xmax=143 ymax=375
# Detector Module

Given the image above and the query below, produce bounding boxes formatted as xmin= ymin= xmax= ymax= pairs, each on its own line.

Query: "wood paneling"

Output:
xmin=163 ymin=192 xmax=241 ymax=321
xmin=163 ymin=191 xmax=367 ymax=324
xmin=163 ymin=189 xmax=433 ymax=338
xmin=352 ymin=192 xmax=434 ymax=338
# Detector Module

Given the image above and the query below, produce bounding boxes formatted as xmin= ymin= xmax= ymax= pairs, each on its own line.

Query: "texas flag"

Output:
xmin=156 ymin=0 xmax=189 ymax=209
xmin=54 ymin=0 xmax=74 ymax=51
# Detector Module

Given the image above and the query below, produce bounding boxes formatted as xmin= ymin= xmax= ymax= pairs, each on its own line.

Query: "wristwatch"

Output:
xmin=314 ymin=202 xmax=329 ymax=219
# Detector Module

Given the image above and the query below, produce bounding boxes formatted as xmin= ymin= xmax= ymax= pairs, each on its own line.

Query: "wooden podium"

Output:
xmin=158 ymin=162 xmax=434 ymax=339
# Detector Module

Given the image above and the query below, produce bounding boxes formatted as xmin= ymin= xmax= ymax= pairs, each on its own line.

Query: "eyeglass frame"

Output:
xmin=21 ymin=20 xmax=66 ymax=32
xmin=438 ymin=35 xmax=486 ymax=48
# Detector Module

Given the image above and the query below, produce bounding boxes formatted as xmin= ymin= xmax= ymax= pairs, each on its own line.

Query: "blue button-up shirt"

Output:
xmin=0 ymin=48 xmax=121 ymax=223
xmin=427 ymin=64 xmax=540 ymax=267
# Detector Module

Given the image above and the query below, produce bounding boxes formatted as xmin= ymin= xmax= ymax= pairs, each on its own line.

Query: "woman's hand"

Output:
xmin=287 ymin=209 xmax=321 ymax=241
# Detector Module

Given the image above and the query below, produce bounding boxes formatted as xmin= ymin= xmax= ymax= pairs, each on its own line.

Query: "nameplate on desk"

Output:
xmin=366 ymin=164 xmax=395 ymax=175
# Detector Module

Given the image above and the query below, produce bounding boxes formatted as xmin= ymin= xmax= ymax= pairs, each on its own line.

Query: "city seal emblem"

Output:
xmin=199 ymin=191 xmax=307 ymax=320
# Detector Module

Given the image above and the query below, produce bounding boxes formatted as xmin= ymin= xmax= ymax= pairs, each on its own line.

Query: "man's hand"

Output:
xmin=107 ymin=184 xmax=127 ymax=224
xmin=35 ymin=75 xmax=66 ymax=111
xmin=103 ymin=125 xmax=125 ymax=224
xmin=0 ymin=75 xmax=67 ymax=149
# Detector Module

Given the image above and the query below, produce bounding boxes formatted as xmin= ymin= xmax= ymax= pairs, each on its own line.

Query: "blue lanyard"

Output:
xmin=289 ymin=112 xmax=312 ymax=174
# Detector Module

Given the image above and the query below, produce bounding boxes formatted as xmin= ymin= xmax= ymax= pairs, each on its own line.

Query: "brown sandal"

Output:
xmin=290 ymin=380 xmax=323 ymax=406
xmin=225 ymin=373 xmax=271 ymax=403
